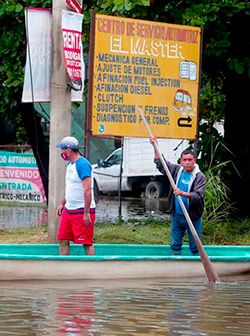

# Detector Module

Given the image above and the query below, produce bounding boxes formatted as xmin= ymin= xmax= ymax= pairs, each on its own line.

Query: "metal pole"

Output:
xmin=85 ymin=10 xmax=96 ymax=159
xmin=118 ymin=138 xmax=124 ymax=220
xmin=48 ymin=0 xmax=71 ymax=242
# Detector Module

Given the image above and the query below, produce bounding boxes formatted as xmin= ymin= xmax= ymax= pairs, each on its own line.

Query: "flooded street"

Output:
xmin=95 ymin=196 xmax=169 ymax=222
xmin=0 ymin=196 xmax=169 ymax=228
xmin=0 ymin=276 xmax=250 ymax=335
xmin=0 ymin=199 xmax=250 ymax=335
xmin=0 ymin=205 xmax=47 ymax=228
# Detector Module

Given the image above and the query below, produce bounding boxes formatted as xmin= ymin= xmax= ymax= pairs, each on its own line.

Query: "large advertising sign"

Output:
xmin=0 ymin=151 xmax=46 ymax=204
xmin=91 ymin=14 xmax=202 ymax=139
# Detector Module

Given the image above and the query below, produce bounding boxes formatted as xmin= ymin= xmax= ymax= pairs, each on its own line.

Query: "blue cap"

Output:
xmin=56 ymin=136 xmax=79 ymax=149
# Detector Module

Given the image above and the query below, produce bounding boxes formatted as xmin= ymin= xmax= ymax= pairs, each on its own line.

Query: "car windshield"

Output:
xmin=106 ymin=148 xmax=122 ymax=165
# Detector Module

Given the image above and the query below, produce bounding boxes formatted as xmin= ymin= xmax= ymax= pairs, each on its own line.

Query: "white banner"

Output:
xmin=22 ymin=7 xmax=84 ymax=103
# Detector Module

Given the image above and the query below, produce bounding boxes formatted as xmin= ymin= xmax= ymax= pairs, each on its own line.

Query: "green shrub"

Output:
xmin=203 ymin=169 xmax=233 ymax=223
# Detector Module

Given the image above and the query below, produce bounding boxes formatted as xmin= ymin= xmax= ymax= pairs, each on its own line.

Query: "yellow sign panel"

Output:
xmin=91 ymin=14 xmax=201 ymax=139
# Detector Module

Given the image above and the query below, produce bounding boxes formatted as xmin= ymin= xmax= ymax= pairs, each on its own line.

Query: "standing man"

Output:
xmin=150 ymin=137 xmax=206 ymax=255
xmin=56 ymin=136 xmax=96 ymax=255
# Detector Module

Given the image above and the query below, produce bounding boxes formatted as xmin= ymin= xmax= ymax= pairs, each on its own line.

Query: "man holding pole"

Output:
xmin=150 ymin=137 xmax=206 ymax=255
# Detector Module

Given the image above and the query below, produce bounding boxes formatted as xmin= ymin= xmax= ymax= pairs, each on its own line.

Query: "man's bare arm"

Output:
xmin=82 ymin=177 xmax=92 ymax=224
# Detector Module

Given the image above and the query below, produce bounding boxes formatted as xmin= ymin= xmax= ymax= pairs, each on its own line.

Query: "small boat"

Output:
xmin=0 ymin=244 xmax=250 ymax=280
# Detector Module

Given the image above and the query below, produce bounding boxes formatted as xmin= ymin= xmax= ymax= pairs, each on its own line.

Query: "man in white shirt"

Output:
xmin=56 ymin=136 xmax=96 ymax=255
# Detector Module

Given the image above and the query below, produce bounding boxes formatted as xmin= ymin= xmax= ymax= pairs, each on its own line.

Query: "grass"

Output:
xmin=202 ymin=218 xmax=250 ymax=245
xmin=95 ymin=220 xmax=171 ymax=245
xmin=0 ymin=218 xmax=250 ymax=245
xmin=0 ymin=226 xmax=48 ymax=244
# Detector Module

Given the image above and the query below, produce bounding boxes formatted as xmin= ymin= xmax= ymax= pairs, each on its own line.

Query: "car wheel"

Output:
xmin=145 ymin=181 xmax=164 ymax=199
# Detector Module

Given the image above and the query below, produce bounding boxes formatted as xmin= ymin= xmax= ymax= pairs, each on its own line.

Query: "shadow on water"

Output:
xmin=0 ymin=196 xmax=169 ymax=228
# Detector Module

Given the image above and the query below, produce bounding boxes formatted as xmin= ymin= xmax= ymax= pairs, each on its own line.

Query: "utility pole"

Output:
xmin=48 ymin=0 xmax=71 ymax=242
xmin=85 ymin=10 xmax=95 ymax=158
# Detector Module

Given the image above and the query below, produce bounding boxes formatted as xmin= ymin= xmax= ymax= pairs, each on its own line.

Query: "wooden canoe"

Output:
xmin=0 ymin=244 xmax=250 ymax=280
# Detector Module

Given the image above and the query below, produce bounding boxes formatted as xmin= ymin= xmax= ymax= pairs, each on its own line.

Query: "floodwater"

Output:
xmin=0 ymin=276 xmax=250 ymax=335
xmin=95 ymin=196 xmax=169 ymax=222
xmin=0 ymin=199 xmax=250 ymax=335
xmin=0 ymin=205 xmax=48 ymax=228
xmin=0 ymin=196 xmax=169 ymax=228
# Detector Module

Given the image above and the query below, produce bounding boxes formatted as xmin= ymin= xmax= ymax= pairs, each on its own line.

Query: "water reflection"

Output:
xmin=0 ymin=276 xmax=249 ymax=335
xmin=0 ymin=196 xmax=169 ymax=228
xmin=0 ymin=206 xmax=47 ymax=228
xmin=56 ymin=291 xmax=95 ymax=335
xmin=96 ymin=196 xmax=169 ymax=222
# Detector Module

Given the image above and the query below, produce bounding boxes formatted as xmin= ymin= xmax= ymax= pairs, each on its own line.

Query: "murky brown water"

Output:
xmin=0 ymin=196 xmax=169 ymax=228
xmin=0 ymin=276 xmax=249 ymax=335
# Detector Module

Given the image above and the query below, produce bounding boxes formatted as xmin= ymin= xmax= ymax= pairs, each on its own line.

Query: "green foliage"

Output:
xmin=197 ymin=123 xmax=226 ymax=171
xmin=197 ymin=123 xmax=239 ymax=223
xmin=97 ymin=0 xmax=149 ymax=15
xmin=203 ymin=169 xmax=233 ymax=223
xmin=0 ymin=0 xmax=51 ymax=142
xmin=228 ymin=58 xmax=245 ymax=74
xmin=200 ymin=75 xmax=226 ymax=123
xmin=15 ymin=114 xmax=28 ymax=143
xmin=203 ymin=218 xmax=250 ymax=245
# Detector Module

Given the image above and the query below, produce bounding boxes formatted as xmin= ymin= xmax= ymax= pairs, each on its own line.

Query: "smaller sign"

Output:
xmin=0 ymin=151 xmax=46 ymax=204
xmin=62 ymin=10 xmax=84 ymax=91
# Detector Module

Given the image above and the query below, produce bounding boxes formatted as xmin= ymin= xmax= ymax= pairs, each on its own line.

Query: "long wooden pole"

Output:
xmin=139 ymin=107 xmax=220 ymax=283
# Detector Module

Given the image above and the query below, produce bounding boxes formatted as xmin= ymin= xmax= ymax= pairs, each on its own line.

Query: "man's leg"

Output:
xmin=84 ymin=244 xmax=95 ymax=255
xmin=171 ymin=214 xmax=185 ymax=255
xmin=187 ymin=218 xmax=202 ymax=255
xmin=59 ymin=240 xmax=70 ymax=255
xmin=58 ymin=210 xmax=73 ymax=255
xmin=72 ymin=210 xmax=95 ymax=255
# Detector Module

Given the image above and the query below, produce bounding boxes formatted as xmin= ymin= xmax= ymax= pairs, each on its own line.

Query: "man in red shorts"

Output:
xmin=56 ymin=136 xmax=96 ymax=255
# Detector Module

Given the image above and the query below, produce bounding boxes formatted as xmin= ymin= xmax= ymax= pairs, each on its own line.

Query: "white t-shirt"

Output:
xmin=65 ymin=156 xmax=96 ymax=210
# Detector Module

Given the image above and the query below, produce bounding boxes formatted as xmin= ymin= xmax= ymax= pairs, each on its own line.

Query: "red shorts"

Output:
xmin=57 ymin=208 xmax=95 ymax=245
